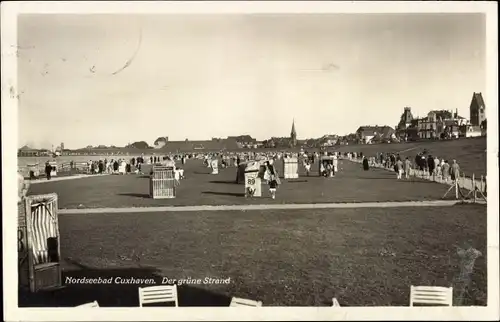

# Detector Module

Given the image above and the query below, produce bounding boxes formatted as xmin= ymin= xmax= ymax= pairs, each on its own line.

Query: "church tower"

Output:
xmin=290 ymin=119 xmax=297 ymax=147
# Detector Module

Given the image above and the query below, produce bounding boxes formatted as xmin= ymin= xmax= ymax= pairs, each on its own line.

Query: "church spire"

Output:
xmin=290 ymin=118 xmax=297 ymax=147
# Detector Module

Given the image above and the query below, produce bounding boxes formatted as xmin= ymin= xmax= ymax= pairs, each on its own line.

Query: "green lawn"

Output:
xmin=19 ymin=204 xmax=487 ymax=307
xmin=28 ymin=159 xmax=452 ymax=209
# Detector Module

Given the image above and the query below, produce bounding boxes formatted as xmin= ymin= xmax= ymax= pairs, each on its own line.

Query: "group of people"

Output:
xmin=82 ymin=157 xmax=145 ymax=175
xmin=357 ymin=150 xmax=462 ymax=183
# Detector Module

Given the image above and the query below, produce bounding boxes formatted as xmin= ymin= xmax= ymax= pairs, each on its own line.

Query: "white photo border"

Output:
xmin=2 ymin=1 xmax=498 ymax=321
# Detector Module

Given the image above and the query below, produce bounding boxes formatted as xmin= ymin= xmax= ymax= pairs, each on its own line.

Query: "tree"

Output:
xmin=126 ymin=141 xmax=150 ymax=149
xmin=154 ymin=137 xmax=168 ymax=146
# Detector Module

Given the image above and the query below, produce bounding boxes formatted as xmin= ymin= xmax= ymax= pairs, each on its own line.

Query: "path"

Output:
xmin=30 ymin=174 xmax=111 ymax=185
xmin=58 ymin=199 xmax=484 ymax=215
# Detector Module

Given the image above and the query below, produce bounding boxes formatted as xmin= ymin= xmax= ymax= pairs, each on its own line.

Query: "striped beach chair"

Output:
xmin=20 ymin=193 xmax=62 ymax=292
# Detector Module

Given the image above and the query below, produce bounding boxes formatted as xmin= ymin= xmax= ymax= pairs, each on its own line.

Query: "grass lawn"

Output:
xmin=28 ymin=158 xmax=452 ymax=209
xmin=19 ymin=204 xmax=487 ymax=307
xmin=332 ymin=137 xmax=487 ymax=177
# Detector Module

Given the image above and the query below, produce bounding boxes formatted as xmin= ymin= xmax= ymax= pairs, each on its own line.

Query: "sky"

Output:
xmin=17 ymin=13 xmax=486 ymax=149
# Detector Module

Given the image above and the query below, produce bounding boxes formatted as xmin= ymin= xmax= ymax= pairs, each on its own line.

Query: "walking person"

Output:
xmin=269 ymin=173 xmax=279 ymax=200
xmin=450 ymin=159 xmax=460 ymax=184
xmin=427 ymin=155 xmax=435 ymax=181
xmin=434 ymin=156 xmax=441 ymax=181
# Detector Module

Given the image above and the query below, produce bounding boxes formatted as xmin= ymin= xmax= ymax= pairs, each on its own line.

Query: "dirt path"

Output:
xmin=57 ymin=199 xmax=482 ymax=215
xmin=30 ymin=174 xmax=111 ymax=185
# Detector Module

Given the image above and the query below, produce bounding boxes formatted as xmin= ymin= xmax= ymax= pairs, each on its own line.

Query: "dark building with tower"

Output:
xmin=469 ymin=92 xmax=486 ymax=127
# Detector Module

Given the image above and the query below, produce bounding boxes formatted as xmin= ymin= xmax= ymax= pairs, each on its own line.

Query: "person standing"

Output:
xmin=332 ymin=154 xmax=338 ymax=176
xmin=304 ymin=160 xmax=311 ymax=176
xmin=98 ymin=160 xmax=104 ymax=174
xmin=396 ymin=158 xmax=404 ymax=180
xmin=327 ymin=162 xmax=334 ymax=177
xmin=442 ymin=160 xmax=451 ymax=184
xmin=45 ymin=161 xmax=52 ymax=180
xmin=421 ymin=154 xmax=428 ymax=173
xmin=404 ymin=157 xmax=412 ymax=179
xmin=362 ymin=156 xmax=369 ymax=171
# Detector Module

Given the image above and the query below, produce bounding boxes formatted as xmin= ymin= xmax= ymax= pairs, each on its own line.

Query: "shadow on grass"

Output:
xmin=202 ymin=191 xmax=245 ymax=197
xmin=356 ymin=177 xmax=397 ymax=180
xmin=19 ymin=261 xmax=231 ymax=307
xmin=209 ymin=180 xmax=239 ymax=184
xmin=118 ymin=193 xmax=150 ymax=199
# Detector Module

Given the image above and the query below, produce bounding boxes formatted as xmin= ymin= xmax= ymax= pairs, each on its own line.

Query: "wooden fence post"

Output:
xmin=472 ymin=173 xmax=477 ymax=203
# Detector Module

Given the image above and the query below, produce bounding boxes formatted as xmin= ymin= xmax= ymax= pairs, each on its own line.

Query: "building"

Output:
xmin=18 ymin=145 xmax=40 ymax=157
xmin=398 ymin=107 xmax=414 ymax=129
xmin=395 ymin=107 xmax=416 ymax=141
xmin=469 ymin=92 xmax=486 ymax=126
xmin=356 ymin=126 xmax=395 ymax=144
xmin=227 ymin=135 xmax=257 ymax=148
xmin=417 ymin=109 xmax=467 ymax=139
xmin=320 ymin=134 xmax=338 ymax=147
xmin=290 ymin=119 xmax=297 ymax=147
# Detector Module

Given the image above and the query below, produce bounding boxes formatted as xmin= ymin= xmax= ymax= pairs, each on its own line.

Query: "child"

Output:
xmin=304 ymin=160 xmax=311 ymax=176
xmin=320 ymin=162 xmax=327 ymax=177
xmin=269 ymin=174 xmax=278 ymax=199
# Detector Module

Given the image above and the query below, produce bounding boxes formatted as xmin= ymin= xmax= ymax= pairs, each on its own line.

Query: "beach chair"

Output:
xmin=331 ymin=297 xmax=341 ymax=307
xmin=229 ymin=297 xmax=263 ymax=307
xmin=409 ymin=286 xmax=453 ymax=306
xmin=138 ymin=285 xmax=178 ymax=307
xmin=76 ymin=300 xmax=99 ymax=307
